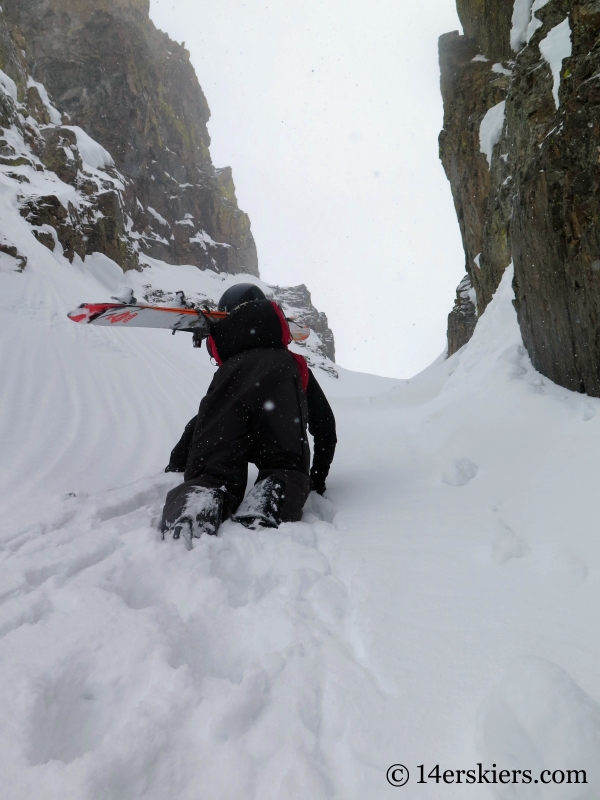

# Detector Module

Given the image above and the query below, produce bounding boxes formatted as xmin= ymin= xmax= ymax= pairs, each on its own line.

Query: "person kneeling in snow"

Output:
xmin=160 ymin=283 xmax=336 ymax=548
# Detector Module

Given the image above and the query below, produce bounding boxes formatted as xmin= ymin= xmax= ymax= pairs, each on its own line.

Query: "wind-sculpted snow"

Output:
xmin=0 ymin=478 xmax=392 ymax=798
xmin=0 ymin=136 xmax=391 ymax=792
xmin=3 ymin=69 xmax=600 ymax=794
xmin=477 ymin=658 xmax=600 ymax=800
xmin=4 ymin=247 xmax=600 ymax=798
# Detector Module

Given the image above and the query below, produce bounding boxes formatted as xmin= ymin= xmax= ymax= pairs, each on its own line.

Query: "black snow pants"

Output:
xmin=161 ymin=348 xmax=311 ymax=531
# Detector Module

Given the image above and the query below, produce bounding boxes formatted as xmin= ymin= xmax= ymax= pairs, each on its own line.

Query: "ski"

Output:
xmin=67 ymin=302 xmax=311 ymax=341
xmin=67 ymin=302 xmax=220 ymax=332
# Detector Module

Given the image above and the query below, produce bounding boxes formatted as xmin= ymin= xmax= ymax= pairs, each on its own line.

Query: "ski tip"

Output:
xmin=289 ymin=321 xmax=310 ymax=342
xmin=67 ymin=303 xmax=122 ymax=324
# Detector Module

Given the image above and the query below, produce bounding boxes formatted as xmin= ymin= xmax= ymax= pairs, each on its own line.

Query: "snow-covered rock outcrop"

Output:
xmin=2 ymin=0 xmax=258 ymax=275
xmin=0 ymin=5 xmax=336 ymax=372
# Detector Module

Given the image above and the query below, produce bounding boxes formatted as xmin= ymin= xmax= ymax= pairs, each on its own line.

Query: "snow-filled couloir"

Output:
xmin=1 ymin=74 xmax=600 ymax=800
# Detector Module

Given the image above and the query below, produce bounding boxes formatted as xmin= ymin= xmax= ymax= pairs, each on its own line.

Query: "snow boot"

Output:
xmin=169 ymin=519 xmax=194 ymax=551
xmin=231 ymin=476 xmax=285 ymax=530
xmin=162 ymin=486 xmax=225 ymax=548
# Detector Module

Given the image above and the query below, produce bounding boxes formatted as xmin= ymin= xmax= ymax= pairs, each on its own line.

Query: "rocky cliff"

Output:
xmin=0 ymin=0 xmax=337 ymax=367
xmin=440 ymin=0 xmax=600 ymax=397
xmin=2 ymin=0 xmax=257 ymax=275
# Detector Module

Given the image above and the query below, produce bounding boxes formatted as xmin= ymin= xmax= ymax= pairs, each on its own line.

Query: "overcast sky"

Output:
xmin=149 ymin=0 xmax=465 ymax=378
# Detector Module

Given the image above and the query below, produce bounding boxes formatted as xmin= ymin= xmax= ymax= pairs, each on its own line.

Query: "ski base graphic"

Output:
xmin=67 ymin=303 xmax=311 ymax=341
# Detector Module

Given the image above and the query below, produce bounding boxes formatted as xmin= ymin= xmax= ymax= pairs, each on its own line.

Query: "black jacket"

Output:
xmin=167 ymin=300 xmax=336 ymax=494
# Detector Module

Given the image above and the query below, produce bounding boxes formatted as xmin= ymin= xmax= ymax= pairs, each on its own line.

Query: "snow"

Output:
xmin=512 ymin=0 xmax=562 ymax=51
xmin=472 ymin=54 xmax=489 ymax=63
xmin=0 ymin=250 xmax=22 ymax=272
xmin=189 ymin=229 xmax=232 ymax=249
xmin=2 ymin=81 xmax=600 ymax=798
xmin=4 ymin=201 xmax=600 ymax=795
xmin=27 ymin=77 xmax=63 ymax=125
xmin=492 ymin=63 xmax=512 ymax=76
xmin=441 ymin=456 xmax=479 ymax=486
xmin=480 ymin=101 xmax=506 ymax=167
xmin=0 ymin=68 xmax=17 ymax=102
xmin=511 ymin=0 xmax=534 ymax=51
xmin=63 ymin=126 xmax=115 ymax=170
xmin=478 ymin=658 xmax=600 ymax=797
xmin=526 ymin=15 xmax=543 ymax=42
xmin=539 ymin=17 xmax=572 ymax=108
xmin=147 ymin=206 xmax=169 ymax=227
xmin=456 ymin=274 xmax=478 ymax=315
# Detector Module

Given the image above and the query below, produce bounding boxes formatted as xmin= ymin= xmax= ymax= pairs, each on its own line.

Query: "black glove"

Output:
xmin=310 ymin=474 xmax=326 ymax=496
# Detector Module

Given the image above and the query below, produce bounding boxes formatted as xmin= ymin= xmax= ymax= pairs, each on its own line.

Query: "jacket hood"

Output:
xmin=207 ymin=300 xmax=291 ymax=365
xmin=207 ymin=299 xmax=309 ymax=391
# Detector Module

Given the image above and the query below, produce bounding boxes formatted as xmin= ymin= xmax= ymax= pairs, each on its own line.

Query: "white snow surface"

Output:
xmin=0 ymin=68 xmax=18 ymax=102
xmin=539 ymin=17 xmax=573 ymax=108
xmin=189 ymin=229 xmax=232 ymax=249
xmin=2 ymin=83 xmax=600 ymax=799
xmin=3 ymin=224 xmax=600 ymax=796
xmin=492 ymin=63 xmax=512 ymax=76
xmin=511 ymin=0 xmax=534 ymax=51
xmin=63 ymin=126 xmax=115 ymax=170
xmin=147 ymin=206 xmax=169 ymax=227
xmin=27 ymin=77 xmax=63 ymax=126
xmin=480 ymin=101 xmax=506 ymax=167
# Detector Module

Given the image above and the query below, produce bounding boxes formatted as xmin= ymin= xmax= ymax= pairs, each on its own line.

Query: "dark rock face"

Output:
xmin=3 ymin=0 xmax=258 ymax=275
xmin=39 ymin=128 xmax=82 ymax=184
xmin=0 ymin=10 xmax=139 ymax=272
xmin=439 ymin=31 xmax=511 ymax=316
xmin=19 ymin=190 xmax=136 ymax=268
xmin=448 ymin=275 xmax=478 ymax=355
xmin=440 ymin=0 xmax=600 ymax=396
xmin=0 ymin=7 xmax=27 ymax=95
xmin=455 ymin=0 xmax=514 ymax=62
xmin=0 ymin=236 xmax=27 ymax=270
xmin=509 ymin=1 xmax=600 ymax=395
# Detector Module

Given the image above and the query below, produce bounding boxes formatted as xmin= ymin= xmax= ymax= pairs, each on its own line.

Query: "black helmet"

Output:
xmin=217 ymin=283 xmax=267 ymax=312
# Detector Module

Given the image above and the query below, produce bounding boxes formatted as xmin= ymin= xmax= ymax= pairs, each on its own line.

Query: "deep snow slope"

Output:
xmin=2 ymin=84 xmax=600 ymax=800
xmin=4 ymin=234 xmax=600 ymax=799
